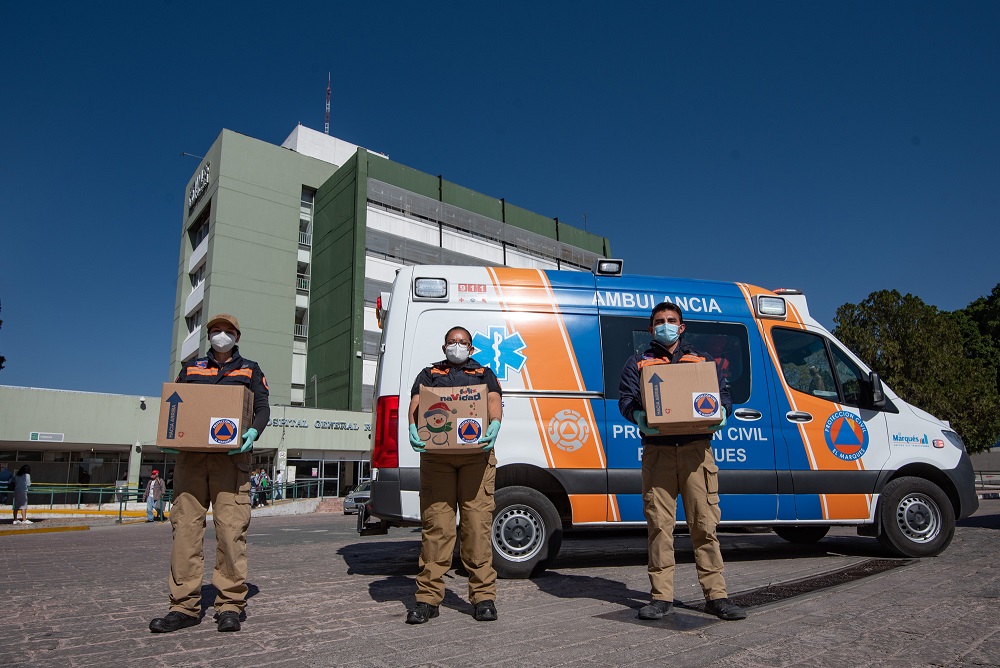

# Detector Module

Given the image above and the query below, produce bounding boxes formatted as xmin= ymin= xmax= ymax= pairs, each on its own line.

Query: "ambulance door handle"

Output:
xmin=734 ymin=409 xmax=762 ymax=421
xmin=786 ymin=411 xmax=813 ymax=423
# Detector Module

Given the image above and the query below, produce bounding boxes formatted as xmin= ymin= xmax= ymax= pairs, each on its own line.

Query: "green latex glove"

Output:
xmin=709 ymin=410 xmax=728 ymax=433
xmin=479 ymin=419 xmax=502 ymax=451
xmin=408 ymin=424 xmax=426 ymax=453
xmin=633 ymin=410 xmax=658 ymax=436
xmin=229 ymin=427 xmax=258 ymax=455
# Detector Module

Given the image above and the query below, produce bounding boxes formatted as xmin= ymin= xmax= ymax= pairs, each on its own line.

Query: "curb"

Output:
xmin=0 ymin=525 xmax=90 ymax=537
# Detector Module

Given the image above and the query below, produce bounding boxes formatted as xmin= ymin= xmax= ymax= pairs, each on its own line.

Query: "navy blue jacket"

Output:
xmin=619 ymin=338 xmax=732 ymax=446
xmin=176 ymin=346 xmax=271 ymax=435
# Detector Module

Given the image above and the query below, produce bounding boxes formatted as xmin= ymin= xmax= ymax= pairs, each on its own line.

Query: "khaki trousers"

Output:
xmin=416 ymin=451 xmax=497 ymax=606
xmin=168 ymin=451 xmax=252 ymax=616
xmin=642 ymin=440 xmax=727 ymax=602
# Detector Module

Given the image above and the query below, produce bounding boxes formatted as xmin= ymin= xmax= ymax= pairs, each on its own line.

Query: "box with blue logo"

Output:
xmin=417 ymin=384 xmax=489 ymax=452
xmin=156 ymin=383 xmax=254 ymax=452
xmin=640 ymin=362 xmax=722 ymax=436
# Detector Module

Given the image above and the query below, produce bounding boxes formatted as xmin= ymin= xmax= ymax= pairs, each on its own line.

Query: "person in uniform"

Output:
xmin=405 ymin=326 xmax=503 ymax=624
xmin=619 ymin=302 xmax=747 ymax=621
xmin=149 ymin=313 xmax=269 ymax=634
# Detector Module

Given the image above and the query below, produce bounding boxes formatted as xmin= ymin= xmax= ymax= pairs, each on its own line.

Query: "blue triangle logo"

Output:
xmin=697 ymin=397 xmax=716 ymax=411
xmin=833 ymin=419 xmax=861 ymax=445
xmin=216 ymin=423 xmax=233 ymax=439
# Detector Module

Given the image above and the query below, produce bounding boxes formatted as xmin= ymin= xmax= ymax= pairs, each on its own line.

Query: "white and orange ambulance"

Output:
xmin=360 ymin=263 xmax=979 ymax=578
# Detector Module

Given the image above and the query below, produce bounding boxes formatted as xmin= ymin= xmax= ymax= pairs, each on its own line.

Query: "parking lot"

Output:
xmin=2 ymin=498 xmax=998 ymax=667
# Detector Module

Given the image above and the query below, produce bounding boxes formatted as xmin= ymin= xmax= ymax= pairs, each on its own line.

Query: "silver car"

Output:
xmin=343 ymin=480 xmax=371 ymax=515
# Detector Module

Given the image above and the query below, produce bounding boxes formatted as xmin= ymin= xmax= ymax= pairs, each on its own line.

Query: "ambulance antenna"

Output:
xmin=324 ymin=72 xmax=331 ymax=135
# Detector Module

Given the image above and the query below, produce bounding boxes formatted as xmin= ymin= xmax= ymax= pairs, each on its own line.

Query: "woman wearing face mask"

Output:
xmin=617 ymin=302 xmax=746 ymax=622
xmin=404 ymin=326 xmax=503 ymax=626
xmin=149 ymin=313 xmax=270 ymax=635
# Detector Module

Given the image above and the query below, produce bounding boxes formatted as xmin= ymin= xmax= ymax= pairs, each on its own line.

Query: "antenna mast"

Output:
xmin=324 ymin=73 xmax=331 ymax=135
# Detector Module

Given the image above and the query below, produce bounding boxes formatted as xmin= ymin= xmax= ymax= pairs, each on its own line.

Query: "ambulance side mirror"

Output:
xmin=869 ymin=372 xmax=886 ymax=410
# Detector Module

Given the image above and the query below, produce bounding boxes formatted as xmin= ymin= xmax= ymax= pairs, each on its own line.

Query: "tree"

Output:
xmin=954 ymin=283 xmax=1000 ymax=393
xmin=833 ymin=289 xmax=1000 ymax=453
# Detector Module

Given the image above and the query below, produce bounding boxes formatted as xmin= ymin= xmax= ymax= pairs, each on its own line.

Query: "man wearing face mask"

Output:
xmin=618 ymin=302 xmax=747 ymax=622
xmin=404 ymin=326 xmax=503 ymax=625
xmin=149 ymin=313 xmax=270 ymax=634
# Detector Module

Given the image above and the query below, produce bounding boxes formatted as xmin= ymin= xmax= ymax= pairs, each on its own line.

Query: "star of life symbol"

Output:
xmin=471 ymin=326 xmax=527 ymax=381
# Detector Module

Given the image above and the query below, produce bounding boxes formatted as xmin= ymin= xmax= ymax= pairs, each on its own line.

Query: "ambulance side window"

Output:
xmin=771 ymin=329 xmax=838 ymax=401
xmin=600 ymin=317 xmax=752 ymax=404
xmin=830 ymin=345 xmax=865 ymax=407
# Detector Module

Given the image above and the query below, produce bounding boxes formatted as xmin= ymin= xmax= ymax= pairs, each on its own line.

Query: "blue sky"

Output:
xmin=1 ymin=1 xmax=998 ymax=396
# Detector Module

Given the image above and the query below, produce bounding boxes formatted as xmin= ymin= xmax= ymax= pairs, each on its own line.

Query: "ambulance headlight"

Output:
xmin=414 ymin=278 xmax=448 ymax=299
xmin=941 ymin=430 xmax=966 ymax=452
xmin=757 ymin=296 xmax=787 ymax=318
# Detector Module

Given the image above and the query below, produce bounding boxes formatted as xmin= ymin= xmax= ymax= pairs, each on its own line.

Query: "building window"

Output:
xmin=189 ymin=264 xmax=205 ymax=290
xmin=188 ymin=207 xmax=210 ymax=250
xmin=186 ymin=309 xmax=202 ymax=334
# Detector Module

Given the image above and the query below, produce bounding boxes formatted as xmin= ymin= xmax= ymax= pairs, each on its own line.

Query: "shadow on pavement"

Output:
xmin=197 ymin=583 xmax=259 ymax=619
xmin=958 ymin=510 xmax=1000 ymax=530
xmin=368 ymin=574 xmax=471 ymax=614
xmin=337 ymin=540 xmax=420 ymax=576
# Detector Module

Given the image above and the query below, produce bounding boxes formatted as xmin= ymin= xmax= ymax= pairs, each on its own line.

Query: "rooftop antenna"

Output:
xmin=324 ymin=72 xmax=331 ymax=135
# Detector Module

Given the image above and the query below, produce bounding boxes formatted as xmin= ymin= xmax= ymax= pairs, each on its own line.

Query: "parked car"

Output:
xmin=343 ymin=480 xmax=371 ymax=515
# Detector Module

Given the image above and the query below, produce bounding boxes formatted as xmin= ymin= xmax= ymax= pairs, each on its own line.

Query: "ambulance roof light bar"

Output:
xmin=593 ymin=259 xmax=623 ymax=276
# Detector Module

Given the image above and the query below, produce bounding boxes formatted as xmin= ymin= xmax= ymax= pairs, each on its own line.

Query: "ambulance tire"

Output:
xmin=876 ymin=477 xmax=955 ymax=558
xmin=773 ymin=526 xmax=830 ymax=544
xmin=491 ymin=486 xmax=562 ymax=579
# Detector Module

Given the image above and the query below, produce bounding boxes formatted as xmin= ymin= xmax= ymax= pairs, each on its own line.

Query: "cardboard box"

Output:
xmin=640 ymin=361 xmax=723 ymax=436
xmin=417 ymin=384 xmax=489 ymax=453
xmin=156 ymin=383 xmax=254 ymax=452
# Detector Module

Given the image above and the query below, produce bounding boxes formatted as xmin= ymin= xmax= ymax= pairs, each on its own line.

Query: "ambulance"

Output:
xmin=359 ymin=263 xmax=979 ymax=578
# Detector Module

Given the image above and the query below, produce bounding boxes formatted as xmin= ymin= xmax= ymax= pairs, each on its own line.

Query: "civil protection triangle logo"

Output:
xmin=824 ymin=411 xmax=869 ymax=461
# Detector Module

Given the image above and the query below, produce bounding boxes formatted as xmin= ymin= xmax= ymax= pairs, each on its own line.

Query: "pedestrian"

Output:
xmin=250 ymin=469 xmax=261 ymax=508
xmin=258 ymin=469 xmax=270 ymax=506
xmin=273 ymin=469 xmax=283 ymax=501
xmin=149 ymin=313 xmax=270 ymax=634
xmin=12 ymin=465 xmax=31 ymax=525
xmin=618 ymin=302 xmax=747 ymax=621
xmin=404 ymin=326 xmax=503 ymax=624
xmin=0 ymin=463 xmax=13 ymax=506
xmin=143 ymin=469 xmax=166 ymax=522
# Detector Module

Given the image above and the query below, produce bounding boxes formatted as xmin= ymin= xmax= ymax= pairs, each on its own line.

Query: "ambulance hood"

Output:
xmin=905 ymin=402 xmax=949 ymax=430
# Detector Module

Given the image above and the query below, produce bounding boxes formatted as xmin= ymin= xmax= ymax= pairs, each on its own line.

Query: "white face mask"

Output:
xmin=210 ymin=331 xmax=237 ymax=353
xmin=444 ymin=343 xmax=471 ymax=364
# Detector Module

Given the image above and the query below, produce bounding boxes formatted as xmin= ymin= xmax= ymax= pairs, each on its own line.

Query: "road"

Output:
xmin=3 ymin=499 xmax=998 ymax=667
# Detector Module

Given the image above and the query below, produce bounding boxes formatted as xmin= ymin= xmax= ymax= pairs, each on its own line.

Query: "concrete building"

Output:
xmin=173 ymin=125 xmax=611 ymax=412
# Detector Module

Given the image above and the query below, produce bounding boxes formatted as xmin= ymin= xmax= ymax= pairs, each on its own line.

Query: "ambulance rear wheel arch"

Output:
xmin=495 ymin=464 xmax=573 ymax=526
xmin=876 ymin=476 xmax=956 ymax=558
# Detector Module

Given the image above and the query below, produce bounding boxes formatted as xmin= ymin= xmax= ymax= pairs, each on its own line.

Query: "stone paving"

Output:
xmin=1 ymin=499 xmax=997 ymax=668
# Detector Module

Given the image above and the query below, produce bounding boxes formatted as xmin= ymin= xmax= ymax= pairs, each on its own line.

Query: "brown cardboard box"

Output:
xmin=640 ymin=361 xmax=723 ymax=436
xmin=416 ymin=384 xmax=489 ymax=453
xmin=156 ymin=383 xmax=254 ymax=452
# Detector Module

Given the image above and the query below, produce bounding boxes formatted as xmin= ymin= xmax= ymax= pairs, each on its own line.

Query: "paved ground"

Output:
xmin=2 ymin=499 xmax=998 ymax=668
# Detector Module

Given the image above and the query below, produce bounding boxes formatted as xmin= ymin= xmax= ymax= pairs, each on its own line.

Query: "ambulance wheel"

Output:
xmin=491 ymin=486 xmax=562 ymax=579
xmin=877 ymin=477 xmax=955 ymax=557
xmin=773 ymin=526 xmax=830 ymax=544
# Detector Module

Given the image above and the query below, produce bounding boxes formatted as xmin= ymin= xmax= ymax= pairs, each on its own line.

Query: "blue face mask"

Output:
xmin=653 ymin=323 xmax=680 ymax=346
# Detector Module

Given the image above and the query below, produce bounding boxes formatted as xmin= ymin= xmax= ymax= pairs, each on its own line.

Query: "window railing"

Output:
xmin=299 ymin=231 xmax=312 ymax=246
xmin=296 ymin=274 xmax=310 ymax=292
xmin=294 ymin=323 xmax=308 ymax=338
